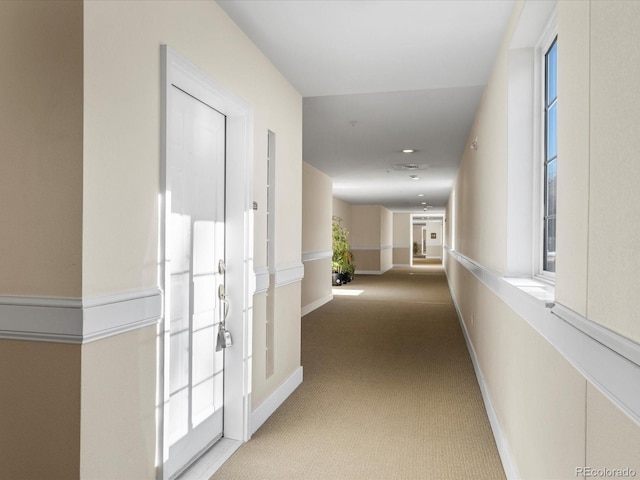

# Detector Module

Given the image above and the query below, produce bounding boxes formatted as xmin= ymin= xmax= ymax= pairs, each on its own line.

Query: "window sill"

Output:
xmin=503 ymin=277 xmax=555 ymax=308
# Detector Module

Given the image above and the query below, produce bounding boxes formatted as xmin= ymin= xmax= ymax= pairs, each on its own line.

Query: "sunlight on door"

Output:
xmin=165 ymin=85 xmax=226 ymax=475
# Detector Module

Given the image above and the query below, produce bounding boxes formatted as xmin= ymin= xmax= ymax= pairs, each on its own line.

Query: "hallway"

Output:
xmin=211 ymin=265 xmax=505 ymax=479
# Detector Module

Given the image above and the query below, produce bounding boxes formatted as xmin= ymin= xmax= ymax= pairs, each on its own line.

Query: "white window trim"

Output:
xmin=506 ymin=0 xmax=556 ymax=286
xmin=534 ymin=12 xmax=558 ymax=282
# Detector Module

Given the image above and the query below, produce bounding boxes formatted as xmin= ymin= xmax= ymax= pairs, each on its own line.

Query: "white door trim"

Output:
xmin=160 ymin=45 xmax=254 ymax=479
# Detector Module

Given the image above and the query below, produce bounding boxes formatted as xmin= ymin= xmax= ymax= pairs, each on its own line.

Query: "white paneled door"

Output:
xmin=165 ymin=84 xmax=226 ymax=478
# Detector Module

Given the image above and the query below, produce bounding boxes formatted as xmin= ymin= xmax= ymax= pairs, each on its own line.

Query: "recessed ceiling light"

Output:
xmin=402 ymin=149 xmax=415 ymax=153
xmin=410 ymin=175 xmax=420 ymax=180
xmin=417 ymin=194 xmax=424 ymax=197
xmin=421 ymin=202 xmax=427 ymax=205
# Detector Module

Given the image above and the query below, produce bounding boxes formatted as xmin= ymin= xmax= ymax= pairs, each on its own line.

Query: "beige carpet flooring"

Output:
xmin=211 ymin=263 xmax=505 ymax=480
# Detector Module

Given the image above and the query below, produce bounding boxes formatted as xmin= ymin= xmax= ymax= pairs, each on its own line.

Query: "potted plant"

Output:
xmin=332 ymin=216 xmax=355 ymax=285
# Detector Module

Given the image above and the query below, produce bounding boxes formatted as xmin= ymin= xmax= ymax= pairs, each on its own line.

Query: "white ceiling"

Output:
xmin=218 ymin=0 xmax=516 ymax=213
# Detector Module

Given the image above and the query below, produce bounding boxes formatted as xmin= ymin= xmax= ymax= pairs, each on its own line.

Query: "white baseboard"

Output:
xmin=446 ymin=275 xmax=519 ymax=480
xmin=179 ymin=438 xmax=242 ymax=480
xmin=250 ymin=366 xmax=303 ymax=436
xmin=301 ymin=294 xmax=333 ymax=317
xmin=356 ymin=265 xmax=393 ymax=275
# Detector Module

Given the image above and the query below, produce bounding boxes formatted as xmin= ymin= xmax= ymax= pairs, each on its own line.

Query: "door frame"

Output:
xmin=159 ymin=45 xmax=253 ymax=479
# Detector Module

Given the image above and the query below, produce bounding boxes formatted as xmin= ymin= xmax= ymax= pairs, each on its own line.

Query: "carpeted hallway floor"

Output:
xmin=210 ymin=262 xmax=505 ymax=479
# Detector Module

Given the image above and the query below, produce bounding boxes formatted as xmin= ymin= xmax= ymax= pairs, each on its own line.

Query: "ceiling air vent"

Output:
xmin=392 ymin=163 xmax=429 ymax=171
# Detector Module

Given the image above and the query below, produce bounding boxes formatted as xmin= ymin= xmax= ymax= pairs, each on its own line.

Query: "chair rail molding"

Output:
xmin=0 ymin=288 xmax=162 ymax=344
xmin=445 ymin=248 xmax=640 ymax=426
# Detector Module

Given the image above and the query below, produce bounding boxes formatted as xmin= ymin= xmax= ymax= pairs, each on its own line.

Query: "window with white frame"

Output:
xmin=505 ymin=2 xmax=556 ymax=281
xmin=543 ymin=38 xmax=558 ymax=274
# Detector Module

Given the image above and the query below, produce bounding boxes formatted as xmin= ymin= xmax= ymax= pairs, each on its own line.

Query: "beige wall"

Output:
xmin=584 ymin=1 xmax=640 ymax=341
xmin=446 ymin=1 xmax=640 ymax=478
xmin=1 ymin=1 xmax=303 ymax=477
xmin=333 ymin=197 xmax=353 ymax=233
xmin=392 ymin=213 xmax=411 ymax=265
xmin=346 ymin=204 xmax=393 ymax=273
xmin=84 ymin=0 xmax=302 ymax=295
xmin=350 ymin=205 xmax=380 ymax=248
xmin=555 ymin=0 xmax=590 ymax=316
xmin=80 ymin=327 xmax=156 ymax=479
xmin=301 ymin=162 xmax=332 ymax=314
xmin=380 ymin=207 xmax=393 ymax=272
xmin=586 ymin=384 xmax=640 ymax=474
xmin=0 ymin=0 xmax=83 ymax=298
xmin=83 ymin=0 xmax=303 ymax=464
xmin=0 ymin=3 xmax=84 ymax=478
xmin=554 ymin=0 xmax=640 ymax=342
xmin=451 ymin=1 xmax=514 ymax=275
xmin=302 ymin=163 xmax=332 ymax=255
xmin=446 ymin=258 xmax=586 ymax=479
xmin=301 ymin=258 xmax=332 ymax=311
xmin=0 ymin=340 xmax=81 ymax=479
xmin=252 ymin=282 xmax=302 ymax=408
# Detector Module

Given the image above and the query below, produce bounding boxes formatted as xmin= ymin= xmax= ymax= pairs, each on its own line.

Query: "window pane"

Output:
xmin=546 ymin=41 xmax=558 ymax=104
xmin=543 ymin=37 xmax=558 ymax=275
xmin=544 ymin=217 xmax=556 ymax=273
xmin=547 ymin=102 xmax=557 ymax=161
xmin=546 ymin=159 xmax=557 ymax=216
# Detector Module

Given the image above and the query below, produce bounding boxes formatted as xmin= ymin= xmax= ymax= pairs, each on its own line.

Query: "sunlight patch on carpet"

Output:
xmin=332 ymin=289 xmax=364 ymax=296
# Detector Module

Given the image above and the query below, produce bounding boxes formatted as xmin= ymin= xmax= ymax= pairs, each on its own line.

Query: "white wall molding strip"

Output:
xmin=0 ymin=298 xmax=83 ymax=343
xmin=551 ymin=303 xmax=640 ymax=368
xmin=351 ymin=245 xmax=392 ymax=251
xmin=254 ymin=267 xmax=269 ymax=295
xmin=0 ymin=288 xmax=162 ymax=344
xmin=301 ymin=250 xmax=332 ymax=262
xmin=250 ymin=366 xmax=303 ymax=435
xmin=82 ymin=289 xmax=162 ymax=342
xmin=445 ymin=248 xmax=640 ymax=426
xmin=301 ymin=294 xmax=333 ymax=317
xmin=274 ymin=262 xmax=304 ymax=288
xmin=253 ymin=263 xmax=305 ymax=294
